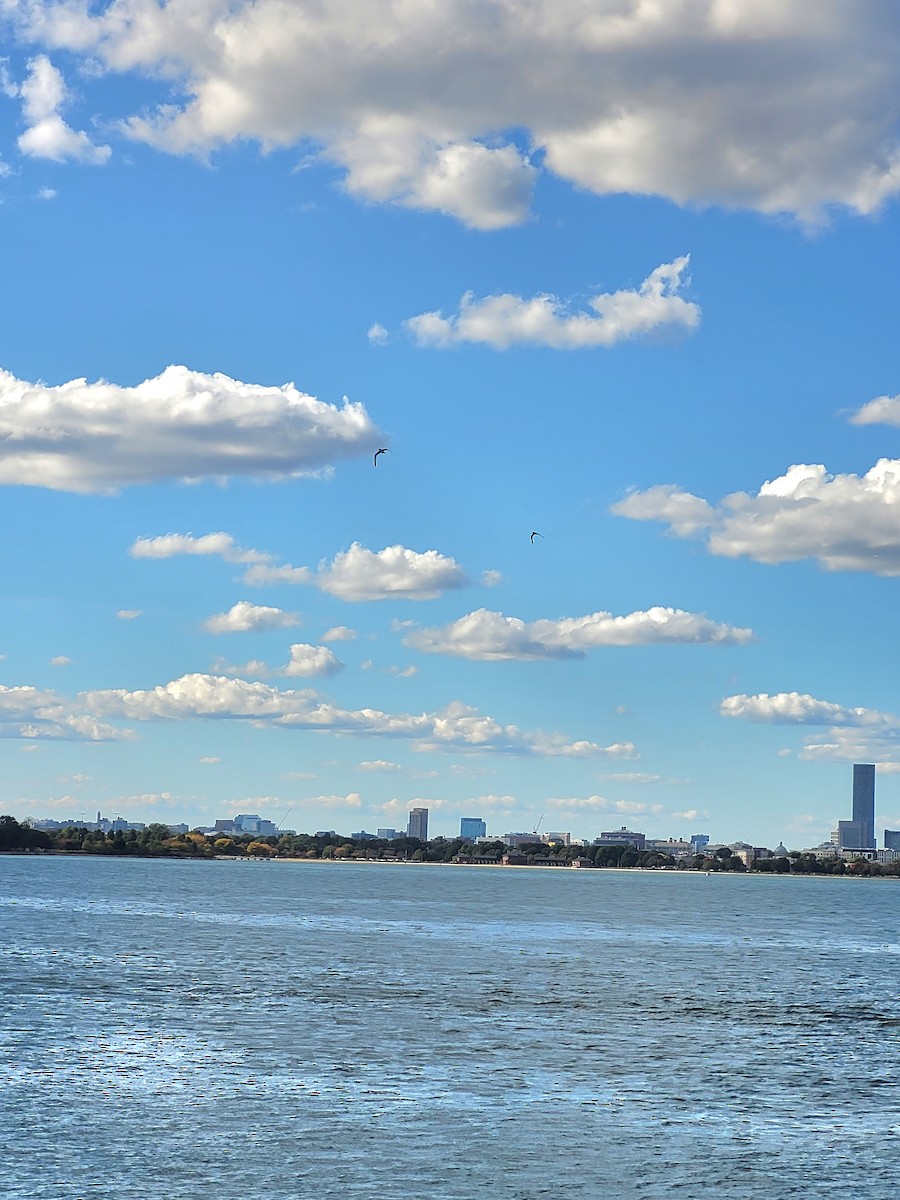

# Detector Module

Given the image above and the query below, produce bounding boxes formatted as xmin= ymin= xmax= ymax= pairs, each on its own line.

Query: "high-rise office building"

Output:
xmin=407 ymin=807 xmax=428 ymax=841
xmin=460 ymin=817 xmax=486 ymax=840
xmin=883 ymin=829 xmax=900 ymax=850
xmin=838 ymin=763 xmax=876 ymax=850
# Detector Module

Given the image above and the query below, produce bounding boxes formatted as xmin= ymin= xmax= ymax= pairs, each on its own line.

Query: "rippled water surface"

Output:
xmin=1 ymin=857 xmax=898 ymax=1199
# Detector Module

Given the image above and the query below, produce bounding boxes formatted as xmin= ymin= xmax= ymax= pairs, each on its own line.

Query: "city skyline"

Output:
xmin=4 ymin=5 xmax=900 ymax=846
xmin=15 ymin=760 xmax=891 ymax=855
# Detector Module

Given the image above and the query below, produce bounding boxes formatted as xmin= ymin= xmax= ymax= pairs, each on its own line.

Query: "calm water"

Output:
xmin=1 ymin=857 xmax=898 ymax=1200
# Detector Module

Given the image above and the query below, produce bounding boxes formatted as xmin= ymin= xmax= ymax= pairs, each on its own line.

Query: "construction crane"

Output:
xmin=276 ymin=805 xmax=294 ymax=831
xmin=533 ymin=813 xmax=544 ymax=836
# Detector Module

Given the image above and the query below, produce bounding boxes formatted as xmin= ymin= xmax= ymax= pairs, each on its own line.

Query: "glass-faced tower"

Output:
xmin=851 ymin=763 xmax=876 ymax=850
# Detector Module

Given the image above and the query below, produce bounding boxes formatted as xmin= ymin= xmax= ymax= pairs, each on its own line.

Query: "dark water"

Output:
xmin=1 ymin=857 xmax=898 ymax=1199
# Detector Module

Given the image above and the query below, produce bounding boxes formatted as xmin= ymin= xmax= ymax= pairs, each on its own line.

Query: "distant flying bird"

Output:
xmin=530 ymin=531 xmax=543 ymax=543
xmin=374 ymin=448 xmax=389 ymax=465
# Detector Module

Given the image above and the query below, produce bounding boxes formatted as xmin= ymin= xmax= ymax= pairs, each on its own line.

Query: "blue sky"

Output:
xmin=3 ymin=1 xmax=900 ymax=846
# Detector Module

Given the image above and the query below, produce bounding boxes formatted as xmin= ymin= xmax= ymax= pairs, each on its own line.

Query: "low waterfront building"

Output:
xmin=376 ymin=828 xmax=400 ymax=840
xmin=594 ymin=827 xmax=646 ymax=850
xmin=540 ymin=831 xmax=572 ymax=846
xmin=502 ymin=832 xmax=545 ymax=847
xmin=233 ymin=813 xmax=278 ymax=835
xmin=645 ymin=838 xmax=692 ymax=861
xmin=501 ymin=853 xmax=568 ymax=866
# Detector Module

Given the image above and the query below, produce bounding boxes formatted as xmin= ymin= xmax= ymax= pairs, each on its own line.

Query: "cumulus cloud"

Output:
xmin=0 ymin=682 xmax=128 ymax=742
xmin=17 ymin=55 xmax=111 ymax=164
xmin=321 ymin=625 xmax=356 ymax=643
xmin=720 ymin=689 xmax=900 ymax=763
xmin=0 ymin=365 xmax=382 ymax=492
xmin=116 ymin=609 xmax=142 ymax=620
xmin=217 ymin=643 xmax=343 ymax=679
xmin=367 ymin=323 xmax=389 ymax=345
xmin=10 ymin=2 xmax=900 ymax=223
xmin=614 ymin=459 xmax=900 ymax=575
xmin=317 ymin=543 xmax=468 ymax=601
xmin=143 ymin=531 xmax=469 ymax=601
xmin=406 ymin=605 xmax=752 ymax=660
xmin=720 ymin=692 xmax=878 ymax=727
xmin=203 ymin=601 xmax=299 ymax=634
xmin=404 ymin=258 xmax=699 ymax=349
xmin=49 ymin=655 xmax=72 ymax=667
xmin=81 ymin=672 xmax=609 ymax=757
xmin=357 ymin=760 xmax=401 ymax=772
xmin=850 ymin=393 xmax=900 ymax=427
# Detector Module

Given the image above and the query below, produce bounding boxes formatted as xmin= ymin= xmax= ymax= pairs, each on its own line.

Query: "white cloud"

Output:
xmin=37 ymin=185 xmax=56 ymax=198
xmin=116 ymin=609 xmax=142 ymax=620
xmin=720 ymin=689 xmax=900 ymax=763
xmin=131 ymin=532 xmax=271 ymax=564
xmin=406 ymin=605 xmax=752 ymax=660
xmin=13 ymin=2 xmax=900 ymax=223
xmin=146 ymin=533 xmax=468 ymax=601
xmin=316 ymin=543 xmax=468 ymax=601
xmin=203 ymin=601 xmax=299 ymax=634
xmin=375 ymin=797 xmax=447 ymax=815
xmin=720 ymin=692 xmax=877 ymax=726
xmin=546 ymin=794 xmax=653 ymax=815
xmin=403 ymin=258 xmax=699 ymax=349
xmin=217 ymin=643 xmax=343 ymax=679
xmin=482 ymin=570 xmax=502 ymax=587
xmin=0 ymin=682 xmax=128 ymax=742
xmin=81 ymin=672 xmax=610 ymax=757
xmin=462 ymin=793 xmax=516 ymax=812
xmin=849 ymin=393 xmax=900 ymax=427
xmin=279 ymin=645 xmax=343 ymax=678
xmin=0 ymin=365 xmax=382 ymax=492
xmin=321 ymin=625 xmax=356 ymax=643
xmin=357 ymin=760 xmax=401 ymax=772
xmin=49 ymin=655 xmax=72 ymax=666
xmin=614 ymin=459 xmax=900 ymax=575
xmin=304 ymin=792 xmax=363 ymax=809
xmin=199 ymin=756 xmax=221 ymax=764
xmin=17 ymin=56 xmax=111 ymax=164
xmin=367 ymin=323 xmax=389 ymax=345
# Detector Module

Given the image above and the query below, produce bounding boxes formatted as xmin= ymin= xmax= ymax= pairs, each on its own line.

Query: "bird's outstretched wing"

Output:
xmin=530 ymin=531 xmax=543 ymax=543
xmin=374 ymin=447 xmax=389 ymax=465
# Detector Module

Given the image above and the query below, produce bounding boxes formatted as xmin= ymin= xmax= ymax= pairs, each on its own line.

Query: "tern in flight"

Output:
xmin=374 ymin=448 xmax=390 ymax=465
xmin=530 ymin=531 xmax=543 ymax=543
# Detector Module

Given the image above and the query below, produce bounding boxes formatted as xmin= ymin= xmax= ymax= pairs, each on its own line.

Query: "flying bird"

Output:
xmin=530 ymin=531 xmax=543 ymax=543
xmin=374 ymin=448 xmax=390 ymax=465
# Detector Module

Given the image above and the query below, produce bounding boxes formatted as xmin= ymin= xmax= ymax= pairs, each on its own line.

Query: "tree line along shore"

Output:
xmin=2 ymin=815 xmax=898 ymax=877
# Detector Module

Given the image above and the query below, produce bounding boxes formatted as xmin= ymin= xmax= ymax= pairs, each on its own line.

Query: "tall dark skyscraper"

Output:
xmin=839 ymin=763 xmax=876 ymax=850
xmin=852 ymin=763 xmax=876 ymax=849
